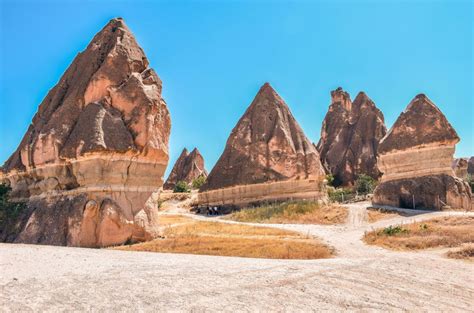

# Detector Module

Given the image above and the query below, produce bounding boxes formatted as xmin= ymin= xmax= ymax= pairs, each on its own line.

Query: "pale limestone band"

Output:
xmin=378 ymin=144 xmax=455 ymax=182
xmin=197 ymin=178 xmax=326 ymax=207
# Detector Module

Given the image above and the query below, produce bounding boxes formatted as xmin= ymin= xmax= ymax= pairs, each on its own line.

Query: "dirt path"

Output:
xmin=1 ymin=202 xmax=473 ymax=311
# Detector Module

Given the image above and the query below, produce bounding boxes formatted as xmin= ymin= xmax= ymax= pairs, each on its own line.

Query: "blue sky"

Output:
xmin=0 ymin=0 xmax=472 ymax=177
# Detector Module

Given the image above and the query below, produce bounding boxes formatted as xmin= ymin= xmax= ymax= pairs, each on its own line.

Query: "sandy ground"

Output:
xmin=1 ymin=202 xmax=473 ymax=312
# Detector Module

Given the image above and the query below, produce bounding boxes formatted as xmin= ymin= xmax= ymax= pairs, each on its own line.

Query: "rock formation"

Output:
xmin=317 ymin=87 xmax=387 ymax=186
xmin=163 ymin=148 xmax=207 ymax=190
xmin=373 ymin=94 xmax=471 ymax=210
xmin=0 ymin=18 xmax=171 ymax=246
xmin=468 ymin=157 xmax=474 ymax=176
xmin=452 ymin=158 xmax=469 ymax=180
xmin=198 ymin=83 xmax=326 ymax=207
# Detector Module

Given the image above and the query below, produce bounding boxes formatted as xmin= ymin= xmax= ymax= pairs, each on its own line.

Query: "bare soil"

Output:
xmin=1 ymin=202 xmax=473 ymax=311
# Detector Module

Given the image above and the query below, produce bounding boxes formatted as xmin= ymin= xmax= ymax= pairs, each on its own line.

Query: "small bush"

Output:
xmin=173 ymin=181 xmax=190 ymax=193
xmin=328 ymin=188 xmax=354 ymax=203
xmin=325 ymin=174 xmax=335 ymax=187
xmin=355 ymin=174 xmax=377 ymax=195
xmin=191 ymin=175 xmax=206 ymax=189
xmin=381 ymin=225 xmax=409 ymax=236
xmin=0 ymin=184 xmax=27 ymax=237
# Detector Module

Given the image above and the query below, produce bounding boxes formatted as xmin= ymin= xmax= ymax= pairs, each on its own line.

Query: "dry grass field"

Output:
xmin=115 ymin=215 xmax=333 ymax=259
xmin=446 ymin=244 xmax=474 ymax=262
xmin=364 ymin=216 xmax=474 ymax=250
xmin=366 ymin=207 xmax=407 ymax=223
xmin=227 ymin=201 xmax=348 ymax=225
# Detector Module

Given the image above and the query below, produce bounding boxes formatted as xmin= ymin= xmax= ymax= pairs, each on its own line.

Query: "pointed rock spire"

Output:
xmin=164 ymin=147 xmax=207 ymax=190
xmin=317 ymin=88 xmax=387 ymax=186
xmin=201 ymin=83 xmax=324 ymax=191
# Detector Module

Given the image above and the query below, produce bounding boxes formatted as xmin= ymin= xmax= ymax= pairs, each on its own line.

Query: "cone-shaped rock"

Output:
xmin=373 ymin=94 xmax=471 ymax=210
xmin=164 ymin=148 xmax=207 ymax=190
xmin=317 ymin=88 xmax=387 ymax=186
xmin=198 ymin=83 xmax=326 ymax=208
xmin=0 ymin=18 xmax=171 ymax=246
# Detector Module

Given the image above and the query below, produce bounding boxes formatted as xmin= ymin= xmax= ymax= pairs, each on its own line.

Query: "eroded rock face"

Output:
xmin=317 ymin=88 xmax=387 ymax=186
xmin=452 ymin=158 xmax=469 ymax=180
xmin=0 ymin=18 xmax=170 ymax=246
xmin=373 ymin=94 xmax=471 ymax=210
xmin=198 ymin=83 xmax=326 ymax=206
xmin=468 ymin=157 xmax=474 ymax=176
xmin=163 ymin=148 xmax=207 ymax=190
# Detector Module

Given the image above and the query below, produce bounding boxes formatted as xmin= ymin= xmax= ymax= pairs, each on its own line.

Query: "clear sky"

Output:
xmin=0 ymin=0 xmax=472 ymax=177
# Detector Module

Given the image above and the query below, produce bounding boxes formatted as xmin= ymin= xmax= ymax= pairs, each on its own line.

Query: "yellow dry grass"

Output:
xmin=228 ymin=201 xmax=348 ymax=225
xmin=366 ymin=208 xmax=406 ymax=223
xmin=446 ymin=244 xmax=474 ymax=262
xmin=364 ymin=216 xmax=474 ymax=251
xmin=115 ymin=217 xmax=333 ymax=259
xmin=157 ymin=215 xmax=195 ymax=226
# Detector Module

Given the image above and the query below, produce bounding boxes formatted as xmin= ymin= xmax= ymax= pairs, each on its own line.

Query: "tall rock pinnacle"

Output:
xmin=317 ymin=88 xmax=387 ymax=186
xmin=164 ymin=148 xmax=207 ymax=190
xmin=0 ymin=18 xmax=171 ymax=247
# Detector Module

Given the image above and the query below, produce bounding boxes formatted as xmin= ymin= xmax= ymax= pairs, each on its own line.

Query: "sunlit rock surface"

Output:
xmin=199 ymin=83 xmax=326 ymax=207
xmin=317 ymin=88 xmax=387 ymax=186
xmin=373 ymin=94 xmax=471 ymax=210
xmin=163 ymin=148 xmax=207 ymax=190
xmin=0 ymin=18 xmax=171 ymax=246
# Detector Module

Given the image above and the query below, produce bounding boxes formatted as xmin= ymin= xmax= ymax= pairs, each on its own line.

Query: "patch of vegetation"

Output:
xmin=325 ymin=174 xmax=335 ymax=187
xmin=364 ymin=216 xmax=474 ymax=251
xmin=173 ymin=181 xmax=190 ymax=193
xmin=355 ymin=174 xmax=377 ymax=195
xmin=446 ymin=244 xmax=474 ymax=262
xmin=382 ymin=225 xmax=409 ymax=236
xmin=0 ymin=184 xmax=27 ymax=237
xmin=191 ymin=175 xmax=206 ymax=189
xmin=328 ymin=187 xmax=354 ymax=203
xmin=115 ymin=217 xmax=333 ymax=259
xmin=227 ymin=201 xmax=347 ymax=225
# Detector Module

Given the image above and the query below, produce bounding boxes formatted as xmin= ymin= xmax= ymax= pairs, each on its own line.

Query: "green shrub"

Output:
xmin=192 ymin=175 xmax=206 ymax=189
xmin=381 ymin=225 xmax=409 ymax=236
xmin=325 ymin=174 xmax=335 ymax=187
xmin=0 ymin=184 xmax=26 ymax=232
xmin=355 ymin=174 xmax=377 ymax=195
xmin=328 ymin=188 xmax=354 ymax=203
xmin=173 ymin=181 xmax=190 ymax=193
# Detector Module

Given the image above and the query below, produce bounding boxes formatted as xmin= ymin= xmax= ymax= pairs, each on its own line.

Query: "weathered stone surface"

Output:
xmin=317 ymin=88 xmax=387 ymax=186
xmin=199 ymin=83 xmax=326 ymax=206
xmin=0 ymin=18 xmax=170 ymax=246
xmin=163 ymin=148 xmax=207 ymax=190
xmin=468 ymin=157 xmax=474 ymax=176
xmin=452 ymin=158 xmax=469 ymax=180
xmin=373 ymin=94 xmax=471 ymax=210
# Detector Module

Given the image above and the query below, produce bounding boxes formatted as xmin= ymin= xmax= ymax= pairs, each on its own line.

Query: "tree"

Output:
xmin=355 ymin=174 xmax=377 ymax=195
xmin=173 ymin=181 xmax=190 ymax=193
xmin=192 ymin=175 xmax=206 ymax=189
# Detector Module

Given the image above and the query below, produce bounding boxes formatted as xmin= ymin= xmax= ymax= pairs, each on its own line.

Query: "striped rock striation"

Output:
xmin=0 ymin=18 xmax=171 ymax=246
xmin=163 ymin=147 xmax=207 ymax=190
xmin=198 ymin=83 xmax=326 ymax=207
xmin=373 ymin=94 xmax=471 ymax=210
xmin=317 ymin=87 xmax=387 ymax=186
